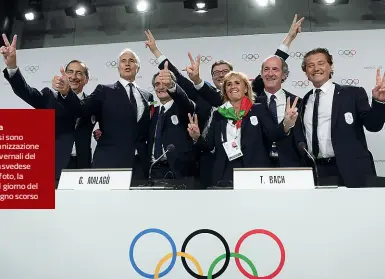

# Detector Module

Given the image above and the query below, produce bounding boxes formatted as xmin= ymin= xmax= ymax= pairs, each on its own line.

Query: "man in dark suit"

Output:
xmin=147 ymin=62 xmax=196 ymax=180
xmin=300 ymin=47 xmax=385 ymax=187
xmin=53 ymin=48 xmax=153 ymax=182
xmin=0 ymin=34 xmax=95 ymax=189
xmin=255 ymin=55 xmax=304 ymax=167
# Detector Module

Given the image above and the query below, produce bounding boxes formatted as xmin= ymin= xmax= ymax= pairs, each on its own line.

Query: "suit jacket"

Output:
xmin=196 ymin=103 xmax=288 ymax=184
xmin=3 ymin=68 xmax=94 ymax=184
xmin=148 ymin=84 xmax=196 ymax=178
xmin=60 ymin=81 xmax=153 ymax=172
xmin=255 ymin=90 xmax=304 ymax=167
xmin=299 ymin=83 xmax=385 ymax=187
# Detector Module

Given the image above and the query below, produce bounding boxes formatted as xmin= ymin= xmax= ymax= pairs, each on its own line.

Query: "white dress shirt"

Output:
xmin=71 ymin=92 xmax=85 ymax=156
xmin=304 ymin=79 xmax=335 ymax=158
xmin=265 ymin=88 xmax=286 ymax=124
xmin=118 ymin=78 xmax=145 ymax=122
xmin=151 ymin=100 xmax=174 ymax=162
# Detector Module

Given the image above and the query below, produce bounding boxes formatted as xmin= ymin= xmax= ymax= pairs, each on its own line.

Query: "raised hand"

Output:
xmin=283 ymin=14 xmax=305 ymax=46
xmin=184 ymin=52 xmax=202 ymax=85
xmin=372 ymin=69 xmax=385 ymax=102
xmin=283 ymin=97 xmax=299 ymax=129
xmin=187 ymin=113 xmax=201 ymax=140
xmin=144 ymin=29 xmax=162 ymax=58
xmin=0 ymin=34 xmax=17 ymax=69
xmin=158 ymin=61 xmax=174 ymax=89
xmin=52 ymin=67 xmax=70 ymax=95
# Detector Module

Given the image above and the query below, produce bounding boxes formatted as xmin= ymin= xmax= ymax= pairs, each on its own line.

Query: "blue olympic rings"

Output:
xmin=129 ymin=228 xmax=177 ymax=278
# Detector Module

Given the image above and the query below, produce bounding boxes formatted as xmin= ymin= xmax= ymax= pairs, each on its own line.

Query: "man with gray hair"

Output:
xmin=54 ymin=48 xmax=153 ymax=182
xmin=257 ymin=54 xmax=303 ymax=168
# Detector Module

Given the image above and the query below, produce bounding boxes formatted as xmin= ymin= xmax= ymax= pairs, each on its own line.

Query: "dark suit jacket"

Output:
xmin=195 ymin=103 xmax=288 ymax=184
xmin=300 ymin=83 xmax=385 ymax=187
xmin=148 ymin=84 xmax=196 ymax=178
xmin=255 ymin=90 xmax=304 ymax=167
xmin=3 ymin=68 xmax=94 ymax=184
xmin=60 ymin=81 xmax=153 ymax=172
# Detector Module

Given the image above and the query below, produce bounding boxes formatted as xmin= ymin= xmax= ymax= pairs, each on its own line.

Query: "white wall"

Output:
xmin=1 ymin=29 xmax=384 ymax=174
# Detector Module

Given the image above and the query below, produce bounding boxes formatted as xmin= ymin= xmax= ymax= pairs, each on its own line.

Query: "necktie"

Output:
xmin=269 ymin=95 xmax=278 ymax=124
xmin=312 ymin=89 xmax=321 ymax=158
xmin=154 ymin=106 xmax=165 ymax=160
xmin=128 ymin=83 xmax=137 ymax=120
xmin=269 ymin=95 xmax=278 ymax=155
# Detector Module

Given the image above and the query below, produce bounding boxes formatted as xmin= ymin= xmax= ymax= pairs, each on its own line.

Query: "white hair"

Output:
xmin=119 ymin=48 xmax=141 ymax=69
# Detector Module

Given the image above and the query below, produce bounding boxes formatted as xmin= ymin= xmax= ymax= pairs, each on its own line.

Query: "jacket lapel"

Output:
xmin=331 ymin=83 xmax=342 ymax=128
xmin=300 ymin=90 xmax=312 ymax=136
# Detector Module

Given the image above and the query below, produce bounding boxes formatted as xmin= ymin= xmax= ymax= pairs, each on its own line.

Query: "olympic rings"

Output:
xmin=24 ymin=66 xmax=39 ymax=73
xmin=129 ymin=228 xmax=285 ymax=278
xmin=242 ymin=53 xmax=259 ymax=61
xmin=235 ymin=229 xmax=285 ymax=279
xmin=341 ymin=78 xmax=359 ymax=85
xmin=208 ymin=253 xmax=258 ymax=279
xmin=181 ymin=229 xmax=230 ymax=279
xmin=155 ymin=252 xmax=203 ymax=279
xmin=338 ymin=50 xmax=356 ymax=57
xmin=129 ymin=228 xmax=177 ymax=278
xmin=105 ymin=60 xmax=118 ymax=68
xmin=200 ymin=56 xmax=212 ymax=63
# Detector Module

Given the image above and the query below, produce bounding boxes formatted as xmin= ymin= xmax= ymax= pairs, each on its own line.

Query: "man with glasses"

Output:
xmin=1 ymin=34 xmax=96 ymax=188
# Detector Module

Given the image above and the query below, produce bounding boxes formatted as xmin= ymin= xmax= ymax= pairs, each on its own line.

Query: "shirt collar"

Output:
xmin=76 ymin=91 xmax=85 ymax=100
xmin=159 ymin=99 xmax=174 ymax=113
xmin=119 ymin=77 xmax=137 ymax=89
xmin=264 ymin=88 xmax=285 ymax=102
xmin=313 ymin=79 xmax=333 ymax=95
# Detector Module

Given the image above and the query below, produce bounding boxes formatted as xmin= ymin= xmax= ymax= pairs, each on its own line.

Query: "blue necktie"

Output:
xmin=269 ymin=95 xmax=278 ymax=155
xmin=269 ymin=95 xmax=278 ymax=124
xmin=154 ymin=106 xmax=165 ymax=160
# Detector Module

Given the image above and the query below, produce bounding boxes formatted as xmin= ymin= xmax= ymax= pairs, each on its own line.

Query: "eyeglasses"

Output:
xmin=212 ymin=69 xmax=230 ymax=77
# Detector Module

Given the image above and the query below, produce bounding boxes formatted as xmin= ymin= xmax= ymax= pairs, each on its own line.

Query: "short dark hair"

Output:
xmin=211 ymin=60 xmax=233 ymax=76
xmin=65 ymin=60 xmax=89 ymax=78
xmin=152 ymin=71 xmax=177 ymax=87
xmin=301 ymin=48 xmax=334 ymax=78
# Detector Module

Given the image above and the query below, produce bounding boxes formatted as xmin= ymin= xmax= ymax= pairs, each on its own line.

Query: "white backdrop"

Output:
xmin=0 ymin=29 xmax=384 ymax=174
xmin=1 ymin=189 xmax=385 ymax=279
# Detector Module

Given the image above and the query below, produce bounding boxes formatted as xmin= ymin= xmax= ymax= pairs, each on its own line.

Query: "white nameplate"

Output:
xmin=58 ymin=168 xmax=132 ymax=190
xmin=233 ymin=167 xmax=315 ymax=189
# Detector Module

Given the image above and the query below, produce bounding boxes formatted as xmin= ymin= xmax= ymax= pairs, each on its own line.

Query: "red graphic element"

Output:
xmin=235 ymin=229 xmax=285 ymax=279
xmin=0 ymin=109 xmax=55 ymax=209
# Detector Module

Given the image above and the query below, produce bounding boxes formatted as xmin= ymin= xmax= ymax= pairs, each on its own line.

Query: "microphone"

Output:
xmin=148 ymin=144 xmax=175 ymax=186
xmin=298 ymin=142 xmax=319 ymax=186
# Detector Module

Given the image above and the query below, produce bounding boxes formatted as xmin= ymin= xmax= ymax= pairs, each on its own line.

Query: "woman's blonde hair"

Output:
xmin=221 ymin=71 xmax=255 ymax=103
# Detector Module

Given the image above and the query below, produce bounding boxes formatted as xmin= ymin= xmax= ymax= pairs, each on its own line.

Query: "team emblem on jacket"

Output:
xmin=171 ymin=115 xmax=179 ymax=125
xmin=250 ymin=115 xmax=258 ymax=126
xmin=344 ymin=112 xmax=353 ymax=125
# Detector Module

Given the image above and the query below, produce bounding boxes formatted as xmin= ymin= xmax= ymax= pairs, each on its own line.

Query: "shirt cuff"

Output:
xmin=194 ymin=80 xmax=205 ymax=90
xmin=278 ymin=44 xmax=289 ymax=54
xmin=168 ymin=84 xmax=177 ymax=92
xmin=156 ymin=55 xmax=167 ymax=65
xmin=374 ymin=98 xmax=385 ymax=104
xmin=7 ymin=67 xmax=18 ymax=77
